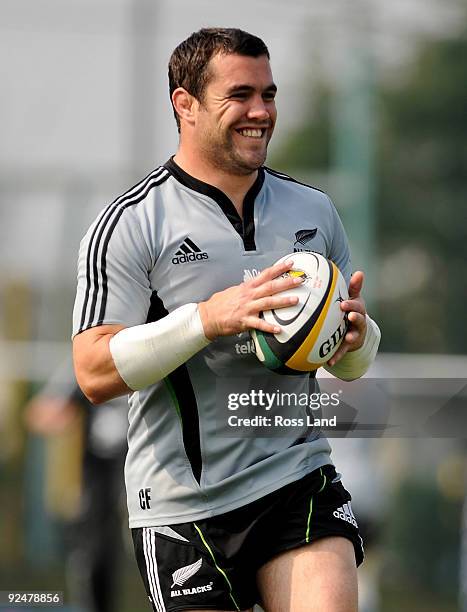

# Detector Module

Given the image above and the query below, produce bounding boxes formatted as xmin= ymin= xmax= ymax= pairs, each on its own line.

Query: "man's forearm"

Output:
xmin=109 ymin=303 xmax=210 ymax=391
xmin=73 ymin=326 xmax=131 ymax=404
xmin=323 ymin=316 xmax=381 ymax=381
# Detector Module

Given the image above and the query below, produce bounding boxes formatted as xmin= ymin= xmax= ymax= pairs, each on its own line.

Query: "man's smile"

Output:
xmin=234 ymin=127 xmax=267 ymax=139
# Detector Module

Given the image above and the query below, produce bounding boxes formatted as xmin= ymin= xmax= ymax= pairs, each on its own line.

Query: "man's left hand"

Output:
xmin=327 ymin=270 xmax=367 ymax=367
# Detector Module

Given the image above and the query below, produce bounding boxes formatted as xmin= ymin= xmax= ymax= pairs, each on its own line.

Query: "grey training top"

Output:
xmin=72 ymin=158 xmax=351 ymax=528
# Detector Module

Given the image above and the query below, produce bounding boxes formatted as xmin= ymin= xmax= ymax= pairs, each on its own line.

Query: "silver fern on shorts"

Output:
xmin=171 ymin=558 xmax=203 ymax=587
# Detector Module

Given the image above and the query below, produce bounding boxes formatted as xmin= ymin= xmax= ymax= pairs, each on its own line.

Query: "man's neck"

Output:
xmin=173 ymin=150 xmax=258 ymax=218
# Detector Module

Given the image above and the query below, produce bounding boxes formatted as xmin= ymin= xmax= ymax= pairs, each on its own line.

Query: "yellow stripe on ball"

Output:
xmin=285 ymin=261 xmax=339 ymax=372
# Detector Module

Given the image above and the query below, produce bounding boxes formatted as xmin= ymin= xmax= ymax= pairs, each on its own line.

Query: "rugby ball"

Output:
xmin=251 ymin=252 xmax=348 ymax=374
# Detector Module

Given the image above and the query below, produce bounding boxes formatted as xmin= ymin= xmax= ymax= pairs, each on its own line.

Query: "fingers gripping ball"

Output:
xmin=251 ymin=252 xmax=349 ymax=374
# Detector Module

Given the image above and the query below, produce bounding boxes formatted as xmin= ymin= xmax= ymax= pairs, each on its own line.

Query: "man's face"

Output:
xmin=193 ymin=52 xmax=277 ymax=176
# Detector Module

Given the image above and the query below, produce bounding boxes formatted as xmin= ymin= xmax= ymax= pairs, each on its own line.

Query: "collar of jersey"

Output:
xmin=164 ymin=157 xmax=264 ymax=251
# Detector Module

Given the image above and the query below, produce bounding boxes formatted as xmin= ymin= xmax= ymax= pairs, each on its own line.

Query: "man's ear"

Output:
xmin=172 ymin=88 xmax=198 ymax=127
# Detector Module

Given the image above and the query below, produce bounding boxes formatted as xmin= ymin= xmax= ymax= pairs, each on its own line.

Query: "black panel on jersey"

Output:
xmin=164 ymin=157 xmax=264 ymax=251
xmin=242 ymin=171 xmax=264 ymax=251
xmin=146 ymin=292 xmax=203 ymax=485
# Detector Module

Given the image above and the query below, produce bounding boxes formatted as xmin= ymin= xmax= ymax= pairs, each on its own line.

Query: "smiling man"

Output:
xmin=72 ymin=28 xmax=380 ymax=612
xmin=172 ymin=50 xmax=276 ymax=182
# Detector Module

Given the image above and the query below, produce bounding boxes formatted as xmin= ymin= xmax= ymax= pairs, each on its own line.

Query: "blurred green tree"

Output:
xmin=385 ymin=479 xmax=461 ymax=596
xmin=272 ymin=28 xmax=467 ymax=354
xmin=377 ymin=29 xmax=467 ymax=353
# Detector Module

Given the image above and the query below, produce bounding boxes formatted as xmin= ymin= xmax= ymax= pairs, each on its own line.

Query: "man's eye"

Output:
xmin=263 ymin=93 xmax=276 ymax=101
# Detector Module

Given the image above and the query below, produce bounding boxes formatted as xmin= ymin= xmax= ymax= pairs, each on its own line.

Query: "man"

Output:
xmin=24 ymin=360 xmax=128 ymax=612
xmin=73 ymin=28 xmax=380 ymax=612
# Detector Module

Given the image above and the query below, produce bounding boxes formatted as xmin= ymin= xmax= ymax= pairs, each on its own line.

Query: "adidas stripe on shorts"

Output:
xmin=132 ymin=464 xmax=364 ymax=611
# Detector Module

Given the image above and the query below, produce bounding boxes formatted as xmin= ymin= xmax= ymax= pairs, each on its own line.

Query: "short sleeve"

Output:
xmin=72 ymin=203 xmax=153 ymax=337
xmin=326 ymin=196 xmax=352 ymax=285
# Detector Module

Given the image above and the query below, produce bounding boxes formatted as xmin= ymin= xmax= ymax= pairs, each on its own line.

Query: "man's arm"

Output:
xmin=73 ymin=260 xmax=303 ymax=404
xmin=73 ymin=324 xmax=130 ymax=404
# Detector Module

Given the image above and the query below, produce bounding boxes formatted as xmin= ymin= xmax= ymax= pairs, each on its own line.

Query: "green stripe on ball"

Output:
xmin=255 ymin=332 xmax=283 ymax=370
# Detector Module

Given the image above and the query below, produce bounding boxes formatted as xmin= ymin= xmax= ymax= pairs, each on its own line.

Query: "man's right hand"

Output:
xmin=198 ymin=259 xmax=303 ymax=341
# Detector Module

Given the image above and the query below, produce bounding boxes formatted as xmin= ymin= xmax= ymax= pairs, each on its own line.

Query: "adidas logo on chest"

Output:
xmin=172 ymin=237 xmax=209 ymax=265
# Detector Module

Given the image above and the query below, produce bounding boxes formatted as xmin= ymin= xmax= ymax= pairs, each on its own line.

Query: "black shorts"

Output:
xmin=132 ymin=464 xmax=364 ymax=611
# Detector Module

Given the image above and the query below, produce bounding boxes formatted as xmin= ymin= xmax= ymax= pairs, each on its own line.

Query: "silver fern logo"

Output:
xmin=294 ymin=228 xmax=318 ymax=252
xmin=171 ymin=558 xmax=203 ymax=587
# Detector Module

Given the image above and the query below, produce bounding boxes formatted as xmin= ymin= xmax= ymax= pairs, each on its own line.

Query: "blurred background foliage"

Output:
xmin=272 ymin=25 xmax=467 ymax=355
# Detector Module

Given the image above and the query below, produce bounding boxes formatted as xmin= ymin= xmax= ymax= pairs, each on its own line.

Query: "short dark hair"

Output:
xmin=168 ymin=28 xmax=270 ymax=131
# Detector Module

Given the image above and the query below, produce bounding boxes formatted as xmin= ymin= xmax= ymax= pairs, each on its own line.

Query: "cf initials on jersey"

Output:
xmin=139 ymin=488 xmax=152 ymax=510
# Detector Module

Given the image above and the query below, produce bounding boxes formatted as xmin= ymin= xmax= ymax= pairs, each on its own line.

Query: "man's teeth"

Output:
xmin=238 ymin=128 xmax=263 ymax=138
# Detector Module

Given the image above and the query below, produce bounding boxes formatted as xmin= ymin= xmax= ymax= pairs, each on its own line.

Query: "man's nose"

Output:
xmin=247 ymin=95 xmax=270 ymax=121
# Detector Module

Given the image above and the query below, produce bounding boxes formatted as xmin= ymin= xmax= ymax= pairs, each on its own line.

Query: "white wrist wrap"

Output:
xmin=324 ymin=315 xmax=381 ymax=381
xmin=109 ymin=303 xmax=210 ymax=391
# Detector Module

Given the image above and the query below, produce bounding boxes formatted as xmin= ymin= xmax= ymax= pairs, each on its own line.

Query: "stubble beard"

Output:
xmin=202 ymin=127 xmax=269 ymax=177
